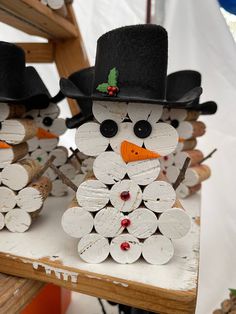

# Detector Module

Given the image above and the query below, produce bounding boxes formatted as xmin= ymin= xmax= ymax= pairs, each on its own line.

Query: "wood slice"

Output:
xmin=24 ymin=109 xmax=40 ymax=119
xmin=81 ymin=157 xmax=94 ymax=174
xmin=176 ymin=183 xmax=201 ymax=199
xmin=166 ymin=165 xmax=180 ymax=183
xmin=94 ymin=207 xmax=124 ymax=237
xmin=143 ymin=181 xmax=176 ymax=213
xmin=49 ymin=118 xmax=67 ymax=136
xmin=0 ymin=119 xmax=37 ymax=144
xmin=142 ymin=235 xmax=174 ymax=265
xmin=127 ymin=159 xmax=160 ymax=186
xmin=175 ymin=138 xmax=197 ymax=153
xmin=169 ymin=109 xmax=199 ymax=122
xmin=127 ymin=103 xmax=163 ymax=123
xmin=76 ymin=179 xmax=109 ymax=212
xmin=27 ymin=137 xmax=39 ymax=152
xmin=5 ymin=209 xmax=32 ymax=232
xmin=109 ymin=179 xmax=142 ymax=212
xmin=49 ymin=146 xmax=68 ymax=167
xmin=39 ymin=103 xmax=60 ymax=119
xmin=159 ymin=154 xmax=174 ymax=170
xmin=175 ymin=150 xmax=204 ymax=168
xmin=0 ymin=186 xmax=16 ymax=212
xmin=73 ymin=174 xmax=86 ymax=187
xmin=92 ymin=101 xmax=127 ymax=123
xmin=59 ymin=163 xmax=76 ymax=180
xmin=127 ymin=208 xmax=158 ymax=239
xmin=158 ymin=208 xmax=192 ymax=239
xmin=78 ymin=233 xmax=110 ymax=263
xmin=44 ymin=167 xmax=58 ymax=181
xmin=30 ymin=149 xmax=49 ymax=166
xmin=93 ymin=152 xmax=126 ymax=184
xmin=51 ymin=179 xmax=68 ymax=197
xmin=47 ymin=0 xmax=67 ymax=16
xmin=61 ymin=204 xmax=94 ymax=238
xmin=75 ymin=122 xmax=109 ymax=156
xmin=177 ymin=121 xmax=206 ymax=139
xmin=0 ymin=142 xmax=28 ymax=168
xmin=110 ymin=234 xmax=141 ymax=264
xmin=39 ymin=138 xmax=59 ymax=152
xmin=0 ymin=212 xmax=4 ymax=230
xmin=184 ymin=165 xmax=211 ymax=187
xmin=1 ymin=159 xmax=41 ymax=191
xmin=110 ymin=122 xmax=143 ymax=154
xmin=160 ymin=108 xmax=170 ymax=121
xmin=16 ymin=176 xmax=52 ymax=212
xmin=0 ymin=103 xmax=26 ymax=121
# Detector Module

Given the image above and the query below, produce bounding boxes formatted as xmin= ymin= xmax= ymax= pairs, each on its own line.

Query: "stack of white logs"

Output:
xmin=0 ymin=103 xmax=52 ymax=232
xmin=160 ymin=108 xmax=211 ymax=198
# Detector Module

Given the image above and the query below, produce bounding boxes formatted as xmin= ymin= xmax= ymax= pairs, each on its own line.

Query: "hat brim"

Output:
xmin=197 ymin=101 xmax=217 ymax=115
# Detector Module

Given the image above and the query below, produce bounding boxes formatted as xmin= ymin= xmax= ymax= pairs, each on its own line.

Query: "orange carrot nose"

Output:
xmin=121 ymin=141 xmax=161 ymax=163
xmin=37 ymin=128 xmax=58 ymax=139
xmin=0 ymin=141 xmax=12 ymax=149
xmin=179 ymin=137 xmax=185 ymax=143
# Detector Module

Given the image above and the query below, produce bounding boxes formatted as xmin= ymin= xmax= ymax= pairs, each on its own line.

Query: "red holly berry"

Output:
xmin=164 ymin=156 xmax=168 ymax=161
xmin=163 ymin=170 xmax=167 ymax=175
xmin=108 ymin=91 xmax=114 ymax=96
xmin=120 ymin=242 xmax=130 ymax=251
xmin=107 ymin=86 xmax=113 ymax=92
xmin=121 ymin=218 xmax=131 ymax=228
xmin=120 ymin=191 xmax=130 ymax=201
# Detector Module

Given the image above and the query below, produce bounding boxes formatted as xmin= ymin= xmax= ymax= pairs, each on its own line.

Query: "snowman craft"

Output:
xmin=60 ymin=25 xmax=204 ymax=264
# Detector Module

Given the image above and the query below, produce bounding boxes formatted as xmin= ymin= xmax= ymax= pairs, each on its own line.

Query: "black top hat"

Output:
xmin=167 ymin=70 xmax=217 ymax=114
xmin=60 ymin=25 xmax=202 ymax=107
xmin=0 ymin=41 xmax=62 ymax=108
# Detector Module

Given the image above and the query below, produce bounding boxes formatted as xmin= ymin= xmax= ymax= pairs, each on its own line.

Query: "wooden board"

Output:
xmin=0 ymin=193 xmax=201 ymax=314
xmin=15 ymin=42 xmax=54 ymax=63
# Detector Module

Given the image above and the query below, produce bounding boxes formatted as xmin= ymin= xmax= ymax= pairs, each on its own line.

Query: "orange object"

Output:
xmin=22 ymin=283 xmax=71 ymax=314
xmin=0 ymin=141 xmax=12 ymax=149
xmin=178 ymin=137 xmax=185 ymax=143
xmin=37 ymin=128 xmax=58 ymax=139
xmin=121 ymin=140 xmax=160 ymax=163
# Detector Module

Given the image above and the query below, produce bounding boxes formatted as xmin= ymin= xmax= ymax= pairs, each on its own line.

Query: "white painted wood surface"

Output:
xmin=0 ymin=212 xmax=4 ymax=230
xmin=184 ymin=165 xmax=211 ymax=187
xmin=51 ymin=179 xmax=68 ymax=197
xmin=39 ymin=103 xmax=60 ymax=119
xmin=4 ymin=208 xmax=32 ymax=232
xmin=0 ymin=103 xmax=26 ymax=121
xmin=127 ymin=102 xmax=163 ymax=123
xmin=0 ymin=186 xmax=16 ymax=212
xmin=39 ymin=138 xmax=59 ymax=152
xmin=94 ymin=207 xmax=124 ymax=237
xmin=92 ymin=101 xmax=127 ymax=123
xmin=27 ymin=137 xmax=39 ymax=152
xmin=127 ymin=159 xmax=160 ymax=186
xmin=30 ymin=149 xmax=48 ymax=165
xmin=0 ymin=142 xmax=28 ymax=168
xmin=49 ymin=118 xmax=67 ymax=136
xmin=49 ymin=146 xmax=68 ymax=167
xmin=59 ymin=163 xmax=76 ymax=180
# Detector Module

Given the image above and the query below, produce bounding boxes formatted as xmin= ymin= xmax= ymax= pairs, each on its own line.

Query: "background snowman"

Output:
xmin=60 ymin=25 xmax=202 ymax=264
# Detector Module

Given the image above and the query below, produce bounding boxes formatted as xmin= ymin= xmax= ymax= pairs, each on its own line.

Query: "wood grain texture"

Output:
xmin=15 ymin=42 xmax=54 ymax=63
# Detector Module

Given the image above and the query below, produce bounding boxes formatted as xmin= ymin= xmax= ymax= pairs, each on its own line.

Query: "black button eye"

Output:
xmin=133 ymin=120 xmax=152 ymax=138
xmin=43 ymin=117 xmax=53 ymax=127
xmin=100 ymin=119 xmax=118 ymax=138
xmin=171 ymin=119 xmax=179 ymax=129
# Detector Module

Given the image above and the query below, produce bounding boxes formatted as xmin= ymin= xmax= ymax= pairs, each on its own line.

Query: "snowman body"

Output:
xmin=62 ymin=101 xmax=192 ymax=264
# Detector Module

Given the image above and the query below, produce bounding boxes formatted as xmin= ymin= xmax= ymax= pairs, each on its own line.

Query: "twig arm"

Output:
xmin=173 ymin=157 xmax=191 ymax=190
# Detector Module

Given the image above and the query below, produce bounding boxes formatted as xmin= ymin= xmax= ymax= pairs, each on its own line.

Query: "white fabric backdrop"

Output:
xmin=0 ymin=1 xmax=235 ymax=313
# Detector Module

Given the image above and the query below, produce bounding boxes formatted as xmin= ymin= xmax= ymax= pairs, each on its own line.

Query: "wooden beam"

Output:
xmin=0 ymin=0 xmax=78 ymax=39
xmin=15 ymin=42 xmax=55 ymax=63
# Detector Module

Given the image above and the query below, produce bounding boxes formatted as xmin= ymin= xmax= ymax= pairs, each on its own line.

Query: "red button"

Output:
xmin=121 ymin=218 xmax=131 ymax=228
xmin=120 ymin=242 xmax=130 ymax=251
xmin=120 ymin=191 xmax=130 ymax=201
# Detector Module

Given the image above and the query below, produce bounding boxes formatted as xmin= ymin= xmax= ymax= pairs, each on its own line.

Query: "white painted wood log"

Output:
xmin=177 ymin=121 xmax=206 ymax=140
xmin=61 ymin=198 xmax=94 ymax=238
xmin=0 ymin=212 xmax=4 ymax=230
xmin=110 ymin=234 xmax=141 ymax=264
xmin=175 ymin=138 xmax=197 ymax=153
xmin=30 ymin=149 xmax=49 ymax=166
xmin=78 ymin=233 xmax=110 ymax=263
xmin=92 ymin=101 xmax=127 ymax=123
xmin=81 ymin=157 xmax=94 ymax=174
xmin=47 ymin=0 xmax=68 ymax=17
xmin=176 ymin=183 xmax=201 ymax=199
xmin=59 ymin=163 xmax=76 ymax=180
xmin=160 ymin=108 xmax=170 ymax=121
xmin=16 ymin=176 xmax=52 ymax=212
xmin=127 ymin=158 xmax=160 ymax=186
xmin=143 ymin=180 xmax=176 ymax=213
xmin=49 ymin=118 xmax=67 ymax=136
xmin=166 ymin=165 xmax=180 ymax=184
xmin=158 ymin=208 xmax=192 ymax=239
xmin=73 ymin=173 xmax=86 ymax=187
xmin=76 ymin=179 xmax=109 ymax=212
xmin=39 ymin=138 xmax=59 ymax=152
xmin=1 ymin=159 xmax=41 ymax=191
xmin=39 ymin=103 xmax=60 ymax=119
xmin=0 ymin=142 xmax=28 ymax=168
xmin=144 ymin=123 xmax=178 ymax=156
xmin=0 ymin=119 xmax=38 ymax=144
xmin=127 ymin=208 xmax=158 ymax=239
xmin=5 ymin=208 xmax=32 ymax=232
xmin=49 ymin=146 xmax=68 ymax=167
xmin=142 ymin=235 xmax=174 ymax=265
xmin=175 ymin=150 xmax=204 ymax=169
xmin=94 ymin=207 xmax=124 ymax=237
xmin=51 ymin=179 xmax=68 ymax=197
xmin=69 ymin=156 xmax=81 ymax=173
xmin=109 ymin=179 xmax=142 ymax=212
xmin=127 ymin=103 xmax=163 ymax=123
xmin=169 ymin=109 xmax=200 ymax=122
xmin=159 ymin=154 xmax=175 ymax=170
xmin=27 ymin=137 xmax=39 ymax=152
xmin=0 ymin=187 xmax=17 ymax=212
xmin=184 ymin=165 xmax=211 ymax=187
xmin=110 ymin=122 xmax=143 ymax=154
xmin=93 ymin=152 xmax=126 ymax=184
xmin=44 ymin=167 xmax=58 ymax=181
xmin=23 ymin=109 xmax=40 ymax=119
xmin=0 ymin=103 xmax=26 ymax=121
xmin=75 ymin=122 xmax=109 ymax=156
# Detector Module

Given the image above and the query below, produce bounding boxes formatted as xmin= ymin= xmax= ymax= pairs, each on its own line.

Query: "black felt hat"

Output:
xmin=60 ymin=24 xmax=202 ymax=107
xmin=167 ymin=70 xmax=217 ymax=114
xmin=62 ymin=67 xmax=94 ymax=129
xmin=0 ymin=41 xmax=62 ymax=108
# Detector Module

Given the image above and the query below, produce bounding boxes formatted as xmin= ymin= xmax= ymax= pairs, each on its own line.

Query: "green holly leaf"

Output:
xmin=108 ymin=67 xmax=118 ymax=86
xmin=229 ymin=289 xmax=236 ymax=296
xmin=96 ymin=83 xmax=109 ymax=93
